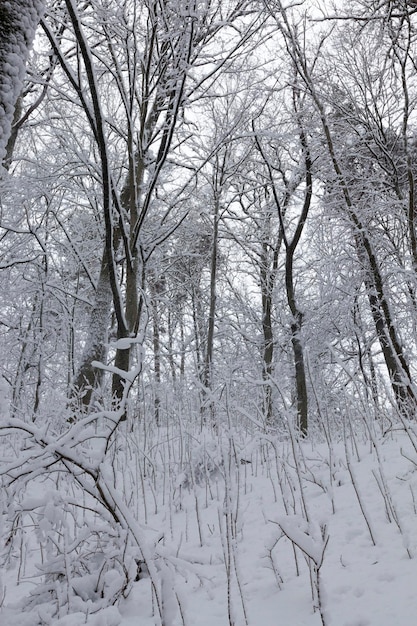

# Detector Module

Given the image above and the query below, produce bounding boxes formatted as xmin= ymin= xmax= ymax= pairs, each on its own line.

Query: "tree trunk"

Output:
xmin=0 ymin=0 xmax=44 ymax=165
xmin=201 ymin=199 xmax=219 ymax=426
xmin=71 ymin=251 xmax=112 ymax=412
xmin=149 ymin=272 xmax=164 ymax=426
xmin=260 ymin=240 xmax=275 ymax=425
xmin=111 ymin=258 xmax=145 ymax=406
xmin=356 ymin=233 xmax=417 ymax=416
xmin=291 ymin=314 xmax=308 ymax=435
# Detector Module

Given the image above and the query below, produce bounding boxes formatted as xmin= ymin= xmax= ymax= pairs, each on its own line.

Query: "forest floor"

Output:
xmin=2 ymin=417 xmax=417 ymax=626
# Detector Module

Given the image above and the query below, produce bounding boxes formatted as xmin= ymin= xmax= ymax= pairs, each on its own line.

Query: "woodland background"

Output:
xmin=2 ymin=1 xmax=417 ymax=625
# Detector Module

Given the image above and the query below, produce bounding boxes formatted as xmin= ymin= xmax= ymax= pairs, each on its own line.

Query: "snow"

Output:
xmin=2 ymin=424 xmax=417 ymax=625
xmin=276 ymin=515 xmax=327 ymax=565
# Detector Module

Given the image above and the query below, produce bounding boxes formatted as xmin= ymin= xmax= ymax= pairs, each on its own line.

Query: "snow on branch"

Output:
xmin=277 ymin=514 xmax=329 ymax=568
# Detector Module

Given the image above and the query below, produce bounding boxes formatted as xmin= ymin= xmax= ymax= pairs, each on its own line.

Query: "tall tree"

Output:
xmin=267 ymin=0 xmax=417 ymax=418
xmin=40 ymin=0 xmax=266 ymax=416
xmin=252 ymin=83 xmax=313 ymax=433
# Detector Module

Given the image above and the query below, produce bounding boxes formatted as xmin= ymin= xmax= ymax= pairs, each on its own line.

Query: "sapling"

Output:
xmin=264 ymin=532 xmax=284 ymax=590
xmin=364 ymin=414 xmax=413 ymax=557
xmin=266 ymin=437 xmax=302 ymax=576
xmin=372 ymin=468 xmax=413 ymax=558
xmin=287 ymin=418 xmax=311 ymax=522
xmin=222 ymin=432 xmax=248 ymax=626
xmin=175 ymin=588 xmax=187 ymax=626
xmin=410 ymin=483 xmax=417 ymax=515
xmin=194 ymin=493 xmax=204 ymax=548
xmin=307 ymin=358 xmax=337 ymax=514
xmin=344 ymin=433 xmax=377 ymax=546
xmin=277 ymin=515 xmax=329 ymax=626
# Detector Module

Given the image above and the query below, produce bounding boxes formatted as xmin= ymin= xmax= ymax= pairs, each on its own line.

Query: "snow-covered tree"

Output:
xmin=0 ymin=0 xmax=44 ymax=166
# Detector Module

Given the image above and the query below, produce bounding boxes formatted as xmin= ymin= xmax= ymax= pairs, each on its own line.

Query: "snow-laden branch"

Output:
xmin=277 ymin=515 xmax=328 ymax=568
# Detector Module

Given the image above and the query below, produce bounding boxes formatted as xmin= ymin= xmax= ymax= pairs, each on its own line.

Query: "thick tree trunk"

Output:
xmin=260 ymin=241 xmax=274 ymax=425
xmin=201 ymin=199 xmax=219 ymax=426
xmin=3 ymin=94 xmax=23 ymax=170
xmin=111 ymin=258 xmax=145 ymax=406
xmin=285 ymin=118 xmax=312 ymax=436
xmin=0 ymin=0 xmax=44 ymax=165
xmin=291 ymin=314 xmax=308 ymax=435
xmin=286 ymin=253 xmax=308 ymax=435
xmin=71 ymin=252 xmax=112 ymax=412
xmin=111 ymin=261 xmax=140 ymax=404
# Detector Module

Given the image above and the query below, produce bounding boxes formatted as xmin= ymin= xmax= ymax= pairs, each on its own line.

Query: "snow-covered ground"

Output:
xmin=2 ymin=419 xmax=417 ymax=626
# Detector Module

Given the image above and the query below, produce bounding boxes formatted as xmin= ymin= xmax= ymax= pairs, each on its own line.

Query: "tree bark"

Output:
xmin=260 ymin=239 xmax=275 ymax=425
xmin=354 ymin=232 xmax=417 ymax=415
xmin=71 ymin=252 xmax=112 ymax=412
xmin=0 ymin=0 xmax=44 ymax=165
xmin=201 ymin=197 xmax=220 ymax=426
xmin=284 ymin=12 xmax=417 ymax=418
xmin=255 ymin=94 xmax=312 ymax=434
